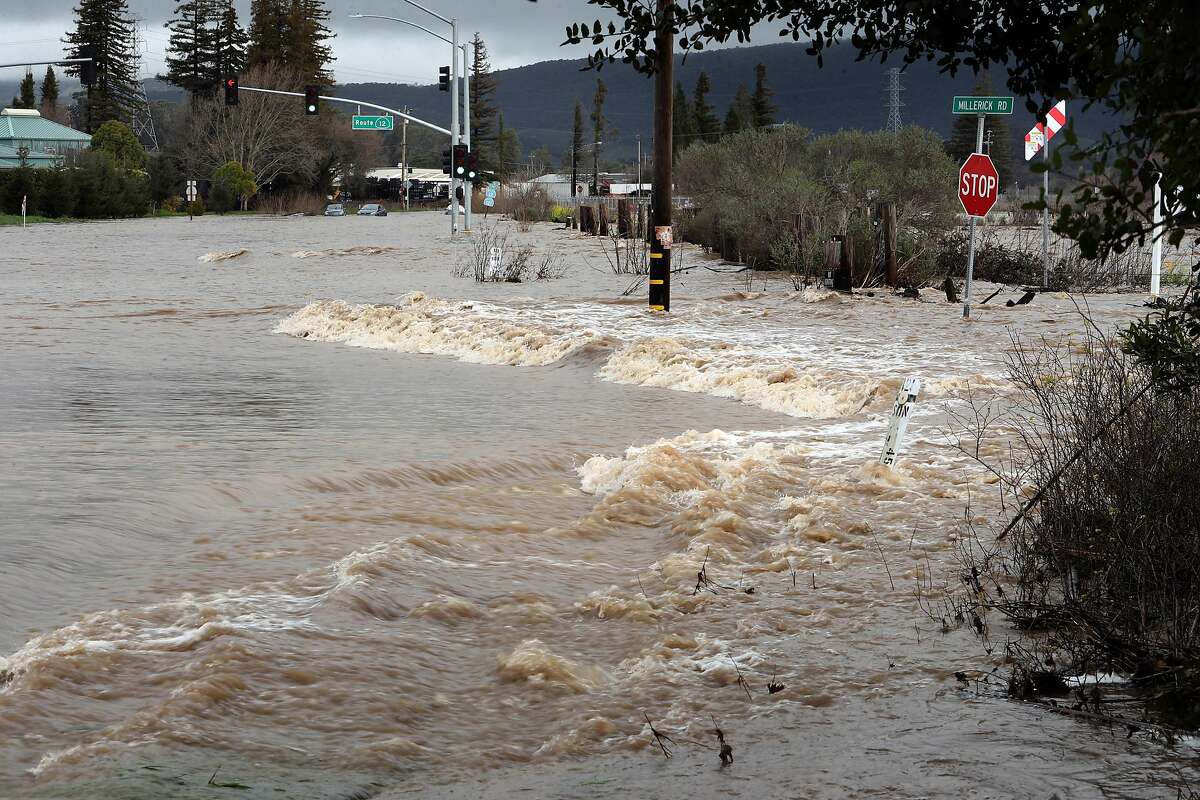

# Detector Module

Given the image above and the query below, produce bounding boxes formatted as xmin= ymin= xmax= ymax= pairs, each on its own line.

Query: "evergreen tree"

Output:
xmin=281 ymin=0 xmax=335 ymax=86
xmin=692 ymin=71 xmax=720 ymax=143
xmin=469 ymin=33 xmax=499 ymax=170
xmin=39 ymin=66 xmax=60 ymax=115
xmin=590 ymin=79 xmax=611 ymax=193
xmin=571 ymin=99 xmax=584 ymax=195
xmin=947 ymin=73 xmax=1014 ymax=190
xmin=246 ymin=0 xmax=285 ymax=70
xmin=751 ymin=63 xmax=777 ymax=128
xmin=724 ymin=84 xmax=753 ymax=134
xmin=18 ymin=72 xmax=36 ymax=109
xmin=496 ymin=113 xmax=521 ymax=180
xmin=672 ymin=81 xmax=693 ymax=157
xmin=64 ymin=0 xmax=141 ymax=131
xmin=162 ymin=0 xmax=218 ymax=97
xmin=214 ymin=0 xmax=248 ymax=78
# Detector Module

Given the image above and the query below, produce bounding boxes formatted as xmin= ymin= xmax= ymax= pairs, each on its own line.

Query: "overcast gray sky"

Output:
xmin=0 ymin=0 xmax=777 ymax=83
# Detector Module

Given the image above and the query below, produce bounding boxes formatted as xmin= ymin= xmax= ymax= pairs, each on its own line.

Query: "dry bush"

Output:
xmin=496 ymin=184 xmax=551 ymax=229
xmin=602 ymin=224 xmax=650 ymax=275
xmin=453 ymin=224 xmax=566 ymax=283
xmin=258 ymin=191 xmax=326 ymax=216
xmin=944 ymin=324 xmax=1200 ymax=729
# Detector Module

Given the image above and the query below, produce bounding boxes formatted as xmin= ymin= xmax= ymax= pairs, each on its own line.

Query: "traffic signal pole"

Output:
xmin=450 ymin=17 xmax=460 ymax=235
xmin=963 ymin=113 xmax=984 ymax=319
xmin=461 ymin=41 xmax=472 ymax=232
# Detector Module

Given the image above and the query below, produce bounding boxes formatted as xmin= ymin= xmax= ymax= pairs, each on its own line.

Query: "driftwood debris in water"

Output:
xmin=712 ymin=716 xmax=734 ymax=766
xmin=643 ymin=712 xmax=675 ymax=758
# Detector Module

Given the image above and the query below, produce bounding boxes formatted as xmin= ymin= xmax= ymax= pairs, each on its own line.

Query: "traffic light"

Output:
xmin=304 ymin=86 xmax=319 ymax=115
xmin=466 ymin=150 xmax=478 ymax=181
xmin=452 ymin=144 xmax=468 ymax=178
xmin=223 ymin=76 xmax=239 ymax=106
xmin=441 ymin=148 xmax=452 ymax=175
xmin=78 ymin=45 xmax=96 ymax=86
xmin=438 ymin=66 xmax=450 ymax=92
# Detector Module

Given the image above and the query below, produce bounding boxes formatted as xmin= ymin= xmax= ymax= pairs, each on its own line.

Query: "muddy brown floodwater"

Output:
xmin=1 ymin=212 xmax=1195 ymax=799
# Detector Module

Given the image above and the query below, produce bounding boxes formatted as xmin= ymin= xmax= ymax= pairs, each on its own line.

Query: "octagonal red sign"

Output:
xmin=959 ymin=153 xmax=999 ymax=218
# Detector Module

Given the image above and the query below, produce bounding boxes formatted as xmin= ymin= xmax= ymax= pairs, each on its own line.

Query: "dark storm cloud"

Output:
xmin=0 ymin=1 xmax=775 ymax=80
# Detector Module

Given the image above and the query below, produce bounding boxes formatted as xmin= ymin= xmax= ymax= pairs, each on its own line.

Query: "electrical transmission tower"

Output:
xmin=128 ymin=22 xmax=160 ymax=152
xmin=885 ymin=67 xmax=904 ymax=134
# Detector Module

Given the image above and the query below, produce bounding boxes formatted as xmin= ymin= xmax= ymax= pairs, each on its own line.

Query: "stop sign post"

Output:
xmin=959 ymin=154 xmax=999 ymax=218
xmin=958 ymin=116 xmax=1000 ymax=318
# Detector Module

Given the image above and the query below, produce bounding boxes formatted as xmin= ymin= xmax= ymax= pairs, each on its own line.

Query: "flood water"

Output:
xmin=1 ymin=212 xmax=1193 ymax=798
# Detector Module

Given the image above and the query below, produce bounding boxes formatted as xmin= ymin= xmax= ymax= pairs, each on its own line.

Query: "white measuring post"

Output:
xmin=1150 ymin=173 xmax=1163 ymax=299
xmin=487 ymin=246 xmax=502 ymax=280
xmin=880 ymin=377 xmax=922 ymax=468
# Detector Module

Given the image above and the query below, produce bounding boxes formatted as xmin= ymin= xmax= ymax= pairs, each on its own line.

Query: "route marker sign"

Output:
xmin=951 ymin=96 xmax=1014 ymax=115
xmin=186 ymin=180 xmax=198 ymax=202
xmin=958 ymin=153 xmax=999 ymax=218
xmin=351 ymin=115 xmax=394 ymax=131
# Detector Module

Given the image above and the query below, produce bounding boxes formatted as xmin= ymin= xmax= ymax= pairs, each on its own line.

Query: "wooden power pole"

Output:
xmin=648 ymin=0 xmax=673 ymax=312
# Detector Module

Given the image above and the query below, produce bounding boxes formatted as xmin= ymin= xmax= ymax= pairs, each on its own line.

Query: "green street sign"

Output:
xmin=952 ymin=96 xmax=1015 ymax=115
xmin=351 ymin=115 xmax=394 ymax=131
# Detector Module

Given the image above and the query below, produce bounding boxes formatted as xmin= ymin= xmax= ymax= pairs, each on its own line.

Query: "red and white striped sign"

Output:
xmin=1024 ymin=100 xmax=1067 ymax=160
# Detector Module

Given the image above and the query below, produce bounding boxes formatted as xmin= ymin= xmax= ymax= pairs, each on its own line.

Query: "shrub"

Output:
xmin=186 ymin=198 xmax=205 ymax=217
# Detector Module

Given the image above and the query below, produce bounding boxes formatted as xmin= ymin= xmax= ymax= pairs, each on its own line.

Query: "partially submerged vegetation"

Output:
xmin=939 ymin=287 xmax=1200 ymax=734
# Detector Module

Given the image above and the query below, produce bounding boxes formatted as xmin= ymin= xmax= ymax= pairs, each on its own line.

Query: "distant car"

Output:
xmin=324 ymin=203 xmax=345 ymax=216
xmin=357 ymin=203 xmax=387 ymax=217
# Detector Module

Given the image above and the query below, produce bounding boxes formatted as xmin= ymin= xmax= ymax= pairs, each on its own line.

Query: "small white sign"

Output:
xmin=879 ymin=376 xmax=921 ymax=468
xmin=186 ymin=180 xmax=198 ymax=202
xmin=487 ymin=246 xmax=502 ymax=280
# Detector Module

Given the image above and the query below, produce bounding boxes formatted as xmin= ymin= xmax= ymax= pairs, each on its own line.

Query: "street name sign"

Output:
xmin=351 ymin=115 xmax=394 ymax=131
xmin=959 ymin=153 xmax=999 ymax=218
xmin=952 ymin=96 xmax=1014 ymax=115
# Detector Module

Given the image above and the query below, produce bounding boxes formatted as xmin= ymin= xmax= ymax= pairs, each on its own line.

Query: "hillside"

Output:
xmin=5 ymin=41 xmax=1112 ymax=179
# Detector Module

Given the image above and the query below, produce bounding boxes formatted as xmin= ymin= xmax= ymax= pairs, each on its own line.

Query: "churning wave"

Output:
xmin=276 ymin=293 xmax=1006 ymax=419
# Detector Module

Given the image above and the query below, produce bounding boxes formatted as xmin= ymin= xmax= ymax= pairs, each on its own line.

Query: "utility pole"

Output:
xmin=402 ymin=106 xmax=409 ymax=210
xmin=649 ymin=0 xmax=674 ymax=312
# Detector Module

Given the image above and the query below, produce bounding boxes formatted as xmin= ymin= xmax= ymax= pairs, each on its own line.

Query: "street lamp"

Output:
xmin=349 ymin=4 xmax=471 ymax=232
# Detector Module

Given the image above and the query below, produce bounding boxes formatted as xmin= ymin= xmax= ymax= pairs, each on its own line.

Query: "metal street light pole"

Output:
xmin=461 ymin=41 xmax=472 ymax=232
xmin=349 ymin=7 xmax=458 ymax=233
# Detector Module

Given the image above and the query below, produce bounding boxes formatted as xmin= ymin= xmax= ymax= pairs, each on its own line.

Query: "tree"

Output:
xmin=210 ymin=160 xmax=257 ymax=211
xmin=590 ymin=79 xmax=609 ymax=193
xmin=91 ymin=120 xmax=148 ymax=172
xmin=147 ymin=153 xmax=180 ymax=207
xmin=571 ymin=98 xmax=584 ymax=195
xmin=947 ymin=73 xmax=1014 ymax=191
xmin=64 ymin=0 xmax=141 ymax=131
xmin=692 ymin=71 xmax=720 ymax=143
xmin=39 ymin=67 xmax=60 ymax=118
xmin=162 ymin=0 xmax=217 ymax=97
xmin=496 ymin=113 xmax=522 ymax=180
xmin=751 ymin=63 xmax=776 ymax=128
xmin=179 ymin=62 xmax=322 ymax=189
xmin=246 ymin=0 xmax=286 ymax=69
xmin=724 ymin=84 xmax=753 ymax=135
xmin=17 ymin=72 xmax=36 ymax=109
xmin=672 ymin=81 xmax=694 ymax=157
xmin=281 ymin=0 xmax=335 ymax=86
xmin=213 ymin=0 xmax=248 ymax=77
xmin=469 ymin=33 xmax=500 ymax=170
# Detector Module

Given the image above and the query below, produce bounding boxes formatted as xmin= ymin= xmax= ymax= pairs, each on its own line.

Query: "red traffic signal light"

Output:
xmin=438 ymin=66 xmax=450 ymax=92
xmin=304 ymin=86 xmax=319 ymax=115
xmin=452 ymin=144 xmax=468 ymax=177
xmin=224 ymin=76 xmax=239 ymax=106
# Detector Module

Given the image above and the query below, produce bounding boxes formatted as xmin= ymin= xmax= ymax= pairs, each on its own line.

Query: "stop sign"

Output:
xmin=959 ymin=153 xmax=999 ymax=218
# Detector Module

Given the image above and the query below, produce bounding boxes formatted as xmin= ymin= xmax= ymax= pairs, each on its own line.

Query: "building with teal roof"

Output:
xmin=0 ymin=107 xmax=92 ymax=169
